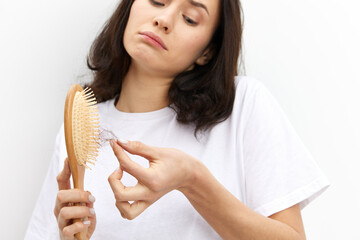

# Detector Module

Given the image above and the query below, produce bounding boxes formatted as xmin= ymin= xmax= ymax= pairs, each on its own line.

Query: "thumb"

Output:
xmin=56 ymin=157 xmax=71 ymax=190
xmin=111 ymin=140 xmax=151 ymax=184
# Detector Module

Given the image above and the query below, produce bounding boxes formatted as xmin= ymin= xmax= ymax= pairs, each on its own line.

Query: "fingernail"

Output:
xmin=89 ymin=195 xmax=96 ymax=203
xmin=83 ymin=220 xmax=91 ymax=225
xmin=118 ymin=138 xmax=128 ymax=144
xmin=89 ymin=208 xmax=95 ymax=215
xmin=110 ymin=140 xmax=114 ymax=148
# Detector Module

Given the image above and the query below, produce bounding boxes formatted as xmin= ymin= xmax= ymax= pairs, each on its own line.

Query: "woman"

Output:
xmin=26 ymin=0 xmax=329 ymax=239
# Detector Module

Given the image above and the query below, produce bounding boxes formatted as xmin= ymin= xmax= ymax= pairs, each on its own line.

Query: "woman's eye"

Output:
xmin=150 ymin=0 xmax=165 ymax=6
xmin=184 ymin=16 xmax=197 ymax=26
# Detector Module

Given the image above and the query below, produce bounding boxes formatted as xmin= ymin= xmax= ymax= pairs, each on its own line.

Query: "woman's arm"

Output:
xmin=179 ymin=160 xmax=306 ymax=240
xmin=109 ymin=139 xmax=306 ymax=240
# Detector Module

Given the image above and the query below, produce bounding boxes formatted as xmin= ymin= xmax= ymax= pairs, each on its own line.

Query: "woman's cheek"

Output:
xmin=183 ymin=38 xmax=210 ymax=61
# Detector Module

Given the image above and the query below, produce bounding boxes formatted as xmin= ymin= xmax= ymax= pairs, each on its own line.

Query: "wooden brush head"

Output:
xmin=64 ymin=84 xmax=100 ymax=188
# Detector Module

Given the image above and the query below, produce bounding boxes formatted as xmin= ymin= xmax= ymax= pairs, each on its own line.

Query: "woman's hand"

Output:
xmin=108 ymin=139 xmax=202 ymax=220
xmin=54 ymin=158 xmax=97 ymax=240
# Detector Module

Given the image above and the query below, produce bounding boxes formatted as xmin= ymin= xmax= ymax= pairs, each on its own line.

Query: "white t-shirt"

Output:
xmin=25 ymin=76 xmax=330 ymax=239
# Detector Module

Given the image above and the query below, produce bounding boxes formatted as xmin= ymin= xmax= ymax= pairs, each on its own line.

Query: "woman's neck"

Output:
xmin=115 ymin=64 xmax=173 ymax=113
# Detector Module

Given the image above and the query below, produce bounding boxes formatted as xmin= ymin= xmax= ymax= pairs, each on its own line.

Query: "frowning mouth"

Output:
xmin=139 ymin=31 xmax=168 ymax=50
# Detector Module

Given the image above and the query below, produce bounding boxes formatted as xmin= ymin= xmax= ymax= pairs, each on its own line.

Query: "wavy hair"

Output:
xmin=85 ymin=0 xmax=244 ymax=136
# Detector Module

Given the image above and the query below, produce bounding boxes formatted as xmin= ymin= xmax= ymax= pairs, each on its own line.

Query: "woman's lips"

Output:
xmin=139 ymin=31 xmax=168 ymax=50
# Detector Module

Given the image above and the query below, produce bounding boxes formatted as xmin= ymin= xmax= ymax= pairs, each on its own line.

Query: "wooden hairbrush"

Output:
xmin=64 ymin=84 xmax=100 ymax=240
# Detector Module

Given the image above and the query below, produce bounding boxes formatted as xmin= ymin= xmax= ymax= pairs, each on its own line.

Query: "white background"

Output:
xmin=0 ymin=0 xmax=359 ymax=239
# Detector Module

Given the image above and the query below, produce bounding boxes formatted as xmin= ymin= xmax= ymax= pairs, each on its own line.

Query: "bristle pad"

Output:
xmin=72 ymin=89 xmax=100 ymax=169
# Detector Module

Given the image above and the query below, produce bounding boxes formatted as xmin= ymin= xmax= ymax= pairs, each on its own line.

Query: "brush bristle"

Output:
xmin=72 ymin=87 xmax=100 ymax=169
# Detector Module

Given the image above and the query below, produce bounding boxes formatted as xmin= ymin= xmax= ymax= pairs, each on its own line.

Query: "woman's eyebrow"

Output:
xmin=188 ymin=0 xmax=209 ymax=16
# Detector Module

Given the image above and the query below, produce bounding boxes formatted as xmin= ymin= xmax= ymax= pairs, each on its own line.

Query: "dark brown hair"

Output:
xmin=85 ymin=0 xmax=244 ymax=136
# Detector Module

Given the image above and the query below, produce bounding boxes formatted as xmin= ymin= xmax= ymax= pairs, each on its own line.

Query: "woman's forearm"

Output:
xmin=178 ymin=162 xmax=305 ymax=240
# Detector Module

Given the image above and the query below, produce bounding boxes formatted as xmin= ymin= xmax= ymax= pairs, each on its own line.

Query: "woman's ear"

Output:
xmin=195 ymin=45 xmax=215 ymax=66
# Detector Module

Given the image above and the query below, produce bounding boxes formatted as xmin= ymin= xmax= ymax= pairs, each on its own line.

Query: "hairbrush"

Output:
xmin=64 ymin=84 xmax=100 ymax=240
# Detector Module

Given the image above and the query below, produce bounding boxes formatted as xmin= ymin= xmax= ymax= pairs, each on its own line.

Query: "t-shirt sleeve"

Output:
xmin=24 ymin=124 xmax=65 ymax=240
xmin=242 ymin=80 xmax=330 ymax=217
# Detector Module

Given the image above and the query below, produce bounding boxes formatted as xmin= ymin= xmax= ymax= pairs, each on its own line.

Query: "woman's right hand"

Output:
xmin=54 ymin=158 xmax=97 ymax=240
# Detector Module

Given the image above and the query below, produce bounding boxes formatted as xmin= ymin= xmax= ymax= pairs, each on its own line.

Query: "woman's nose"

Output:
xmin=153 ymin=13 xmax=174 ymax=33
xmin=153 ymin=18 xmax=169 ymax=32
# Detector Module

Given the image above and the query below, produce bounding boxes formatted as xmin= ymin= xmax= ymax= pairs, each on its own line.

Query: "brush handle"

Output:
xmin=72 ymin=165 xmax=86 ymax=240
xmin=64 ymin=84 xmax=88 ymax=240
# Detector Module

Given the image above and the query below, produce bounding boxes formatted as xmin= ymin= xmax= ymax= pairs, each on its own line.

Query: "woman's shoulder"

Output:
xmin=234 ymin=75 xmax=265 ymax=94
xmin=232 ymin=75 xmax=268 ymax=109
xmin=229 ymin=75 xmax=273 ymax=124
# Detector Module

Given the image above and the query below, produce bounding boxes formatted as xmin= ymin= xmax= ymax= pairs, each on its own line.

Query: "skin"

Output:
xmin=54 ymin=158 xmax=96 ymax=240
xmin=54 ymin=0 xmax=307 ymax=239
xmin=118 ymin=0 xmax=218 ymax=113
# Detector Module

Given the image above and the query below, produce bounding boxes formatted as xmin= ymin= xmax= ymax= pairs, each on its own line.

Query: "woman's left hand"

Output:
xmin=108 ymin=139 xmax=201 ymax=220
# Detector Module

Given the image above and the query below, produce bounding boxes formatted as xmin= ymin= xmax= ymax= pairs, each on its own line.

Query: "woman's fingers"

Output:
xmin=108 ymin=167 xmax=155 ymax=220
xmin=86 ymin=191 xmax=96 ymax=211
xmin=54 ymin=190 xmax=95 ymax=218
xmin=108 ymin=168 xmax=152 ymax=201
xmin=56 ymin=189 xmax=95 ymax=205
xmin=55 ymin=190 xmax=96 ymax=239
xmin=58 ymin=205 xmax=95 ymax=230
xmin=61 ymin=220 xmax=90 ymax=239
xmin=110 ymin=140 xmax=172 ymax=220
xmin=111 ymin=140 xmax=152 ymax=184
xmin=57 ymin=157 xmax=71 ymax=190
xmin=117 ymin=139 xmax=160 ymax=160
xmin=115 ymin=200 xmax=150 ymax=220
xmin=85 ymin=197 xmax=97 ymax=229
xmin=54 ymin=159 xmax=97 ymax=239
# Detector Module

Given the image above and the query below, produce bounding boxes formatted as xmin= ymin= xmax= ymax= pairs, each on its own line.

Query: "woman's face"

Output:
xmin=123 ymin=0 xmax=220 ymax=78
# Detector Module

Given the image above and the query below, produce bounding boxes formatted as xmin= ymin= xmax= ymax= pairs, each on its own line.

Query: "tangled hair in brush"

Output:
xmin=85 ymin=0 xmax=244 ymax=137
